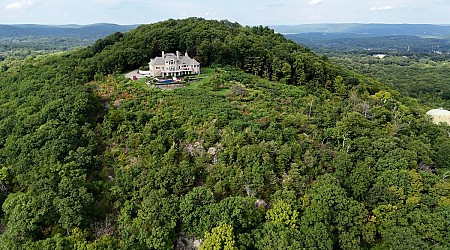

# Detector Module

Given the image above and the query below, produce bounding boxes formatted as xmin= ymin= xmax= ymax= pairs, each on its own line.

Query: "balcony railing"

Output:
xmin=159 ymin=68 xmax=197 ymax=73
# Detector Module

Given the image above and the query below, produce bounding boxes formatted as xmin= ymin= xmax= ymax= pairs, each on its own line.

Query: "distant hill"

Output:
xmin=285 ymin=33 xmax=450 ymax=54
xmin=0 ymin=23 xmax=140 ymax=60
xmin=0 ymin=23 xmax=138 ymax=40
xmin=271 ymin=23 xmax=450 ymax=37
xmin=274 ymin=24 xmax=450 ymax=54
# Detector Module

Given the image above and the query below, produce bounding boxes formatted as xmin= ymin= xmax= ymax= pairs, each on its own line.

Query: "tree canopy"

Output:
xmin=0 ymin=17 xmax=449 ymax=249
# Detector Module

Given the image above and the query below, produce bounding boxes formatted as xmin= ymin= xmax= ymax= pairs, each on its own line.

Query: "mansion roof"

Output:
xmin=150 ymin=51 xmax=199 ymax=66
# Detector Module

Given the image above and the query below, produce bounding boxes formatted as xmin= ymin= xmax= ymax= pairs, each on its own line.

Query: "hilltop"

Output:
xmin=0 ymin=18 xmax=449 ymax=249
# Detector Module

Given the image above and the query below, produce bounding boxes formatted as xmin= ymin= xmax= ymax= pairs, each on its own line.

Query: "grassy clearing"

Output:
xmin=129 ymin=68 xmax=233 ymax=95
xmin=215 ymin=88 xmax=232 ymax=95
xmin=135 ymin=77 xmax=149 ymax=85
xmin=186 ymin=68 xmax=232 ymax=95
xmin=184 ymin=68 xmax=214 ymax=90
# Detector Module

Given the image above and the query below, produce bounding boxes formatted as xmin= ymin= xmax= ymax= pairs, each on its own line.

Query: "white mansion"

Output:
xmin=146 ymin=51 xmax=200 ymax=77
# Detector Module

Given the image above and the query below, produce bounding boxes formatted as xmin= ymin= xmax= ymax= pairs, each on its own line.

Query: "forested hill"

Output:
xmin=1 ymin=18 xmax=450 ymax=249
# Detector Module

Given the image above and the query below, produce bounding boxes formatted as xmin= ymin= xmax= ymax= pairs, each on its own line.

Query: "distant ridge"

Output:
xmin=271 ymin=23 xmax=450 ymax=37
xmin=0 ymin=23 xmax=139 ymax=39
xmin=273 ymin=23 xmax=450 ymax=54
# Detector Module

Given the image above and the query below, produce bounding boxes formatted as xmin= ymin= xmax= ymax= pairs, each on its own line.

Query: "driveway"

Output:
xmin=125 ymin=69 xmax=146 ymax=80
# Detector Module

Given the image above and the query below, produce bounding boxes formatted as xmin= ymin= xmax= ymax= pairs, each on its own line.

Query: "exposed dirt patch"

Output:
xmin=150 ymin=83 xmax=188 ymax=90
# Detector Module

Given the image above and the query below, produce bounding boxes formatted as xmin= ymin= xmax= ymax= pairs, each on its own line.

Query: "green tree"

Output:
xmin=180 ymin=187 xmax=216 ymax=237
xmin=265 ymin=200 xmax=299 ymax=229
xmin=200 ymin=223 xmax=238 ymax=250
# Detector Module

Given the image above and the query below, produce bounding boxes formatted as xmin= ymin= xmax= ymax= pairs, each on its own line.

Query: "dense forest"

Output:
xmin=0 ymin=24 xmax=137 ymax=62
xmin=1 ymin=18 xmax=450 ymax=249
xmin=0 ymin=37 xmax=92 ymax=61
xmin=285 ymin=34 xmax=450 ymax=54
xmin=284 ymin=28 xmax=450 ymax=110
xmin=328 ymin=54 xmax=450 ymax=109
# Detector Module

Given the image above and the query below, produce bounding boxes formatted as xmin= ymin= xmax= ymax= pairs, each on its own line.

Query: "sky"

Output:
xmin=0 ymin=0 xmax=449 ymax=25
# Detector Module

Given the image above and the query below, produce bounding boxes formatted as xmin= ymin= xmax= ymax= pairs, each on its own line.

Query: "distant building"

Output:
xmin=147 ymin=51 xmax=200 ymax=77
xmin=373 ymin=54 xmax=387 ymax=59
xmin=426 ymin=108 xmax=450 ymax=124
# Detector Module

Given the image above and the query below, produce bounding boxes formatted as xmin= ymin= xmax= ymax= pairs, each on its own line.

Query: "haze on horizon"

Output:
xmin=0 ymin=0 xmax=449 ymax=25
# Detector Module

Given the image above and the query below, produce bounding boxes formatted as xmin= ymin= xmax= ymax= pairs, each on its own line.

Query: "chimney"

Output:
xmin=162 ymin=51 xmax=165 ymax=58
xmin=176 ymin=51 xmax=180 ymax=59
xmin=185 ymin=51 xmax=189 ymax=57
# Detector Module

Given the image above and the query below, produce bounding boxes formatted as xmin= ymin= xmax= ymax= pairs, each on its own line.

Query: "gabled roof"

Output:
xmin=149 ymin=57 xmax=164 ymax=65
xmin=149 ymin=51 xmax=199 ymax=66
xmin=180 ymin=56 xmax=192 ymax=64
xmin=164 ymin=53 xmax=177 ymax=60
xmin=191 ymin=58 xmax=200 ymax=65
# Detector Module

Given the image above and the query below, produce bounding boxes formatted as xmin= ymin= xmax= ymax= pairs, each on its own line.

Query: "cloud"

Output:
xmin=308 ymin=0 xmax=323 ymax=5
xmin=5 ymin=0 xmax=37 ymax=10
xmin=203 ymin=11 xmax=217 ymax=17
xmin=370 ymin=5 xmax=394 ymax=11
xmin=267 ymin=4 xmax=285 ymax=8
xmin=94 ymin=0 xmax=124 ymax=5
